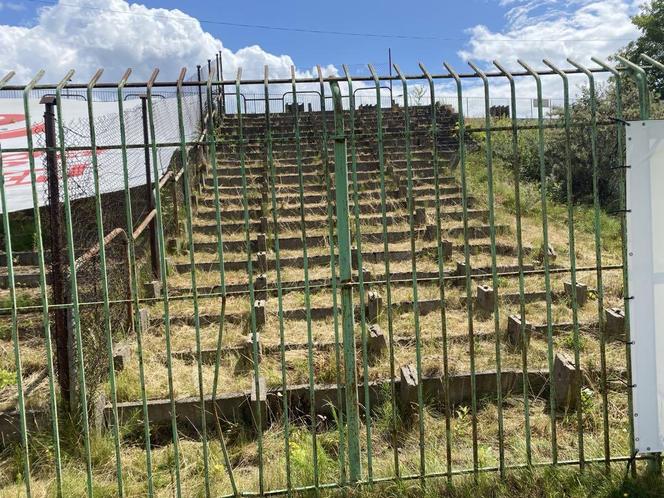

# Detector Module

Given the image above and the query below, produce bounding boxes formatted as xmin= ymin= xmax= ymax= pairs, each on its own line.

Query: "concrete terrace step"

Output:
xmin=213 ymin=165 xmax=453 ymax=182
xmin=215 ymin=120 xmax=455 ymax=135
xmin=199 ymin=191 xmax=474 ymax=210
xmin=196 ymin=201 xmax=486 ymax=222
xmin=218 ymin=148 xmax=442 ymax=163
xmin=172 ymin=239 xmax=524 ymax=275
xmin=192 ymin=209 xmax=488 ymax=236
xmin=203 ymin=182 xmax=462 ymax=200
xmin=170 ymin=263 xmax=536 ymax=297
xmin=191 ymin=224 xmax=509 ymax=255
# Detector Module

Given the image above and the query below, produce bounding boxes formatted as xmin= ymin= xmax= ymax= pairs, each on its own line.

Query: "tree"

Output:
xmin=623 ymin=0 xmax=664 ymax=98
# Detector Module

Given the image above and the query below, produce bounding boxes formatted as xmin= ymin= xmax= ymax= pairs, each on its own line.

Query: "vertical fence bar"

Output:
xmin=317 ymin=65 xmax=346 ymax=485
xmin=420 ymin=63 xmax=453 ymax=480
xmin=209 ymin=104 xmax=228 ymax=400
xmin=542 ymin=59 xmax=585 ymax=469
xmin=236 ymin=68 xmax=265 ymax=495
xmin=393 ymin=64 xmax=426 ymax=485
xmin=145 ymin=69 xmax=183 ymax=497
xmin=569 ymin=58 xmax=609 ymax=468
xmin=1 ymin=71 xmax=34 ymax=498
xmin=467 ymin=61 xmax=505 ymax=477
xmin=493 ymin=61 xmax=532 ymax=467
xmin=200 ymin=67 xmax=237 ymax=494
xmin=84 ymin=69 xmax=125 ymax=496
xmin=189 ymin=70 xmax=215 ymax=498
xmin=342 ymin=65 xmax=373 ymax=482
xmin=0 ymin=150 xmax=34 ymax=496
xmin=368 ymin=64 xmax=400 ymax=479
xmin=114 ymin=68 xmax=155 ymax=497
xmin=264 ymin=66 xmax=291 ymax=495
xmin=593 ymin=55 xmax=635 ymax=476
xmin=290 ymin=66 xmax=319 ymax=492
xmin=518 ymin=60 xmax=558 ymax=464
xmin=50 ymin=69 xmax=94 ymax=497
xmin=444 ymin=62 xmax=480 ymax=476
xmin=330 ymin=80 xmax=362 ymax=483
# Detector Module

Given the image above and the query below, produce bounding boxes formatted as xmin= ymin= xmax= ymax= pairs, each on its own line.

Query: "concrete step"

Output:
xmin=198 ymin=191 xmax=474 ymax=209
xmin=192 ymin=209 xmax=488 ymax=236
xmin=191 ymin=224 xmax=508 ymax=255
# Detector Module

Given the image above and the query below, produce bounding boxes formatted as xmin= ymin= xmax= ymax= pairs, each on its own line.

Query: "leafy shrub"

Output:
xmin=487 ymin=79 xmax=663 ymax=212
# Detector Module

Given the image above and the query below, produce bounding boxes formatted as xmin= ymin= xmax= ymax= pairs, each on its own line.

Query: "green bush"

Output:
xmin=488 ymin=79 xmax=663 ymax=212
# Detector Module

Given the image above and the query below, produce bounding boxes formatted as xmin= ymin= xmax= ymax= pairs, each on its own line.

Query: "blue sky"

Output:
xmin=2 ymin=0 xmax=513 ymax=72
xmin=0 ymin=0 xmax=643 ymax=83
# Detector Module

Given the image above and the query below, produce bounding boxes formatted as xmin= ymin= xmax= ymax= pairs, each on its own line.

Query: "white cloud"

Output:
xmin=453 ymin=0 xmax=643 ymax=113
xmin=459 ymin=0 xmax=640 ymax=69
xmin=0 ymin=0 xmax=320 ymax=84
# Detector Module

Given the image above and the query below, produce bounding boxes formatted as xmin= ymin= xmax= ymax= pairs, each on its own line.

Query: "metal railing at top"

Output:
xmin=0 ymin=54 xmax=662 ymax=498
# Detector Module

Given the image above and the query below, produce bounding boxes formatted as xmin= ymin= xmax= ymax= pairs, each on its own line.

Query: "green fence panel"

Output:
xmin=0 ymin=56 xmax=660 ymax=496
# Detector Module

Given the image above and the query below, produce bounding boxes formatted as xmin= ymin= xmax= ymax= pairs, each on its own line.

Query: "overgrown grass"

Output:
xmin=341 ymin=465 xmax=664 ymax=497
xmin=464 ymin=146 xmax=623 ymax=256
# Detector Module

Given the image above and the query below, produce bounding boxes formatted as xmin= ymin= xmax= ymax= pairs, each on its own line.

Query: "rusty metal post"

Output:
xmin=215 ymin=53 xmax=222 ymax=109
xmin=219 ymin=51 xmax=225 ymax=115
xmin=207 ymin=59 xmax=213 ymax=112
xmin=41 ymin=95 xmax=72 ymax=407
xmin=197 ymin=64 xmax=204 ymax=129
xmin=140 ymin=96 xmax=159 ymax=279
xmin=171 ymin=172 xmax=180 ymax=242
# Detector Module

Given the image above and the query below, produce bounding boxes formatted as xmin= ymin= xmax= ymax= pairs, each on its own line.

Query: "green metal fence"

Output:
xmin=0 ymin=53 xmax=663 ymax=497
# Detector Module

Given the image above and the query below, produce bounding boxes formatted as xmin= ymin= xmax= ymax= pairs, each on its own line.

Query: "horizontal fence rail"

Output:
xmin=0 ymin=53 xmax=662 ymax=497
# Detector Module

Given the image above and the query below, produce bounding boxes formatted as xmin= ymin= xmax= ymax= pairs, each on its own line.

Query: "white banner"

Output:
xmin=626 ymin=119 xmax=664 ymax=454
xmin=0 ymin=93 xmax=201 ymax=213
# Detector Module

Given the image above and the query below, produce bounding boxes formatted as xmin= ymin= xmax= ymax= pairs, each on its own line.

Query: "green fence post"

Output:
xmin=145 ymin=69 xmax=183 ymax=497
xmin=492 ymin=60 xmax=532 ymax=467
xmin=342 ymin=64 xmax=373 ymax=482
xmin=567 ymin=58 xmax=610 ymax=470
xmin=444 ymin=62 xmax=480 ymax=476
xmin=592 ymin=55 xmax=636 ymax=478
xmin=518 ymin=59 xmax=558 ymax=465
xmin=0 ymin=71 xmax=35 ymax=498
xmin=317 ymin=65 xmax=346 ymax=486
xmin=237 ymin=68 xmax=265 ymax=495
xmin=84 ymin=68 xmax=125 ymax=497
xmin=393 ymin=63 xmax=426 ymax=486
xmin=542 ymin=59 xmax=585 ymax=471
xmin=264 ymin=66 xmax=292 ymax=495
xmin=115 ymin=68 xmax=154 ymax=497
xmin=330 ymin=80 xmax=362 ymax=483
xmin=419 ymin=62 xmax=453 ymax=481
xmin=368 ymin=64 xmax=400 ymax=480
xmin=290 ymin=66 xmax=320 ymax=493
xmin=467 ymin=61 xmax=505 ymax=477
